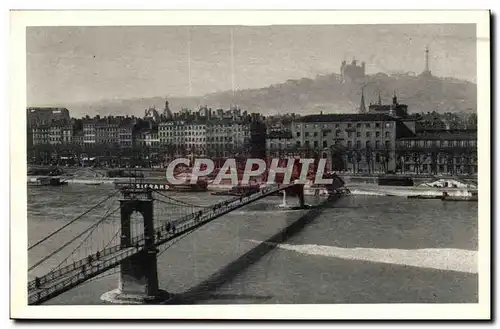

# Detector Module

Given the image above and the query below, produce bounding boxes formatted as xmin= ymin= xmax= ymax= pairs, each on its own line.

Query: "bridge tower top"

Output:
xmin=119 ymin=187 xmax=153 ymax=201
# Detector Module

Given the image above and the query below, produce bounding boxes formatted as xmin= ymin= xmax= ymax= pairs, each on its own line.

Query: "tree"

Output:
xmin=364 ymin=148 xmax=373 ymax=174
xmin=412 ymin=152 xmax=420 ymax=175
xmin=380 ymin=148 xmax=391 ymax=174
xmin=355 ymin=151 xmax=362 ymax=174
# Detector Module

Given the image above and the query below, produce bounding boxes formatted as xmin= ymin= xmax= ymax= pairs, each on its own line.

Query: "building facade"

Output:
xmin=32 ymin=125 xmax=50 ymax=146
xmin=396 ymin=129 xmax=477 ymax=176
xmin=118 ymin=124 xmax=134 ymax=148
xmin=291 ymin=113 xmax=415 ymax=173
xmin=48 ymin=123 xmax=73 ymax=145
xmin=266 ymin=131 xmax=294 ymax=158
xmin=83 ymin=121 xmax=96 ymax=146
xmin=135 ymin=128 xmax=160 ymax=148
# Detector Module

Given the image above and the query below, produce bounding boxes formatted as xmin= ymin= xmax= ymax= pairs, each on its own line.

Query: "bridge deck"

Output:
xmin=28 ymin=183 xmax=293 ymax=305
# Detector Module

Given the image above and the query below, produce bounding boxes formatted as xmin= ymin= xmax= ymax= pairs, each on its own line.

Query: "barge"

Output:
xmin=27 ymin=176 xmax=68 ymax=187
xmin=441 ymin=190 xmax=478 ymax=202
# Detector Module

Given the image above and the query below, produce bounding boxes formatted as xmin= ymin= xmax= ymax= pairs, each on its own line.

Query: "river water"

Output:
xmin=27 ymin=184 xmax=478 ymax=304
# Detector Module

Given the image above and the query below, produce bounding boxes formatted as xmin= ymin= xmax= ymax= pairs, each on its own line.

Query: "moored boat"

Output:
xmin=27 ymin=176 xmax=68 ymax=187
xmin=407 ymin=195 xmax=442 ymax=200
xmin=85 ymin=182 xmax=103 ymax=186
xmin=211 ymin=185 xmax=260 ymax=196
xmin=441 ymin=190 xmax=478 ymax=202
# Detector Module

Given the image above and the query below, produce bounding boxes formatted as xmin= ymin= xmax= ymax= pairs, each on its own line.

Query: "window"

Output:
xmin=356 ymin=132 xmax=361 ymax=137
xmin=305 ymin=132 xmax=309 ymax=137
xmin=375 ymin=140 xmax=380 ymax=149
xmin=356 ymin=141 xmax=361 ymax=149
xmin=348 ymin=123 xmax=352 ymax=128
xmin=313 ymin=132 xmax=318 ymax=137
xmin=385 ymin=132 xmax=390 ymax=138
xmin=366 ymin=132 xmax=371 ymax=137
xmin=323 ymin=131 xmax=328 ymax=137
xmin=347 ymin=141 xmax=353 ymax=148
xmin=356 ymin=123 xmax=361 ymax=128
xmin=375 ymin=123 xmax=380 ymax=128
xmin=366 ymin=141 xmax=371 ymax=148
xmin=322 ymin=140 xmax=327 ymax=148
xmin=365 ymin=123 xmax=371 ymax=128
xmin=348 ymin=131 xmax=353 ymax=138
xmin=336 ymin=130 xmax=341 ymax=138
xmin=376 ymin=131 xmax=380 ymax=137
xmin=385 ymin=141 xmax=391 ymax=149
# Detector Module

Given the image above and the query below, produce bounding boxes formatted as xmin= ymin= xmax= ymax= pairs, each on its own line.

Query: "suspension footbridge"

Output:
xmin=27 ymin=182 xmax=302 ymax=305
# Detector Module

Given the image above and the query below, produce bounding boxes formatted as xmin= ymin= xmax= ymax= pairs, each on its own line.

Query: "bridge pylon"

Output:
xmin=101 ymin=188 xmax=169 ymax=304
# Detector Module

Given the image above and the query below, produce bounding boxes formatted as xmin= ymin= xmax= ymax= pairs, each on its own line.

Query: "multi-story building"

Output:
xmin=157 ymin=111 xmax=264 ymax=162
xmin=82 ymin=119 xmax=132 ymax=148
xmin=32 ymin=125 xmax=50 ymax=146
xmin=291 ymin=113 xmax=415 ymax=173
xmin=118 ymin=123 xmax=133 ymax=148
xmin=206 ymin=120 xmax=251 ymax=156
xmin=48 ymin=122 xmax=73 ymax=145
xmin=266 ymin=131 xmax=294 ymax=158
xmin=27 ymin=107 xmax=70 ymax=127
xmin=185 ymin=122 xmax=208 ymax=152
xmin=135 ymin=128 xmax=160 ymax=148
xmin=396 ymin=129 xmax=477 ymax=176
xmin=83 ymin=121 xmax=96 ymax=146
xmin=159 ymin=121 xmax=188 ymax=148
xmin=95 ymin=122 xmax=119 ymax=146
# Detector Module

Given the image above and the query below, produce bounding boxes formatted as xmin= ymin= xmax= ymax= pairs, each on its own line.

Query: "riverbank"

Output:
xmin=27 ymin=174 xmax=478 ymax=199
xmin=346 ymin=183 xmax=477 ymax=197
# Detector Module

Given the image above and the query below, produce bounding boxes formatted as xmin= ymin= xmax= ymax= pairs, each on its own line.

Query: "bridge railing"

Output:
xmin=28 ymin=248 xmax=140 ymax=305
xmin=28 ymin=244 xmax=122 ymax=292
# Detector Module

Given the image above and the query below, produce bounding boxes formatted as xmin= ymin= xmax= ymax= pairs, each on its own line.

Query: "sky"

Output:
xmin=26 ymin=24 xmax=477 ymax=106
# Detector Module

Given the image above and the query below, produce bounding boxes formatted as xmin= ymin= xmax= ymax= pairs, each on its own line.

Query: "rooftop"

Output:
xmin=296 ymin=113 xmax=398 ymax=123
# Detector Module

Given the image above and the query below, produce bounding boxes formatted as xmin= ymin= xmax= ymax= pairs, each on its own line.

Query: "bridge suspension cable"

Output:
xmin=28 ymin=190 xmax=120 ymax=251
xmin=155 ymin=191 xmax=211 ymax=208
xmin=53 ymin=198 xmax=118 ymax=271
xmin=28 ymin=206 xmax=121 ymax=272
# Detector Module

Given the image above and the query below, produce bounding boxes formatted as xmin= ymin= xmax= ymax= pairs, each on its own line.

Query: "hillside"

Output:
xmin=62 ymin=73 xmax=477 ymax=117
